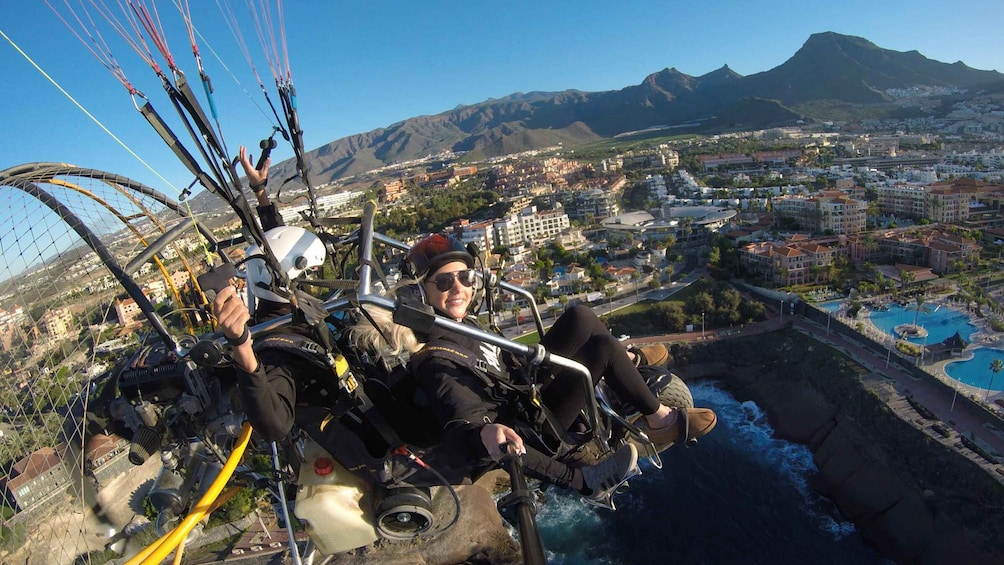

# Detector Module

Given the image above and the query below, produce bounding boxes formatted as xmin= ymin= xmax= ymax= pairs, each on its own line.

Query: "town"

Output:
xmin=3 ymin=95 xmax=1004 ymax=562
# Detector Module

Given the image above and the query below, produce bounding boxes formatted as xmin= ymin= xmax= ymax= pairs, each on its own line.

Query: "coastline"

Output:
xmin=673 ymin=326 xmax=1004 ymax=564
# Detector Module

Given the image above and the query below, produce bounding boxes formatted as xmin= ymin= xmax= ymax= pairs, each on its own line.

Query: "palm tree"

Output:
xmin=908 ymin=295 xmax=933 ymax=332
xmin=986 ymin=358 xmax=1003 ymax=402
xmin=631 ymin=271 xmax=642 ymax=302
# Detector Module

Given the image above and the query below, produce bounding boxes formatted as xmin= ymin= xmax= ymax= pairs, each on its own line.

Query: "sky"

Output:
xmin=0 ymin=0 xmax=1003 ymax=228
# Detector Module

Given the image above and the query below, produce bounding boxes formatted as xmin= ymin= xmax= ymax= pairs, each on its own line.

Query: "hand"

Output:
xmin=213 ymin=286 xmax=258 ymax=372
xmin=479 ymin=423 xmax=525 ymax=461
xmin=239 ymin=145 xmax=270 ymax=194
xmin=213 ymin=286 xmax=250 ymax=342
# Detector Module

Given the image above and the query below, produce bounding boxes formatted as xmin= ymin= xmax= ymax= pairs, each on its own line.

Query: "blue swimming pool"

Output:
xmin=819 ymin=301 xmax=842 ymax=312
xmin=867 ymin=303 xmax=978 ymax=345
xmin=945 ymin=347 xmax=1004 ymax=393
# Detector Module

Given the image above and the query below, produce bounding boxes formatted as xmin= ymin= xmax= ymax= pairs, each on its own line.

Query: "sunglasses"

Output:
xmin=426 ymin=269 xmax=477 ymax=292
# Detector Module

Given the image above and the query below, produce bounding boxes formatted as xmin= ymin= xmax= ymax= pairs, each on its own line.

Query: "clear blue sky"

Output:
xmin=1 ymin=0 xmax=1003 ymax=197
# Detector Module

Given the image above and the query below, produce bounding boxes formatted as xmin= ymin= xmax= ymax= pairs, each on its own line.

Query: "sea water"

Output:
xmin=532 ymin=381 xmax=890 ymax=564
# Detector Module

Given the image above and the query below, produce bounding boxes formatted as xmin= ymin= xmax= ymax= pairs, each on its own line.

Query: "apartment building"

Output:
xmin=493 ymin=206 xmax=571 ymax=247
xmin=558 ymin=188 xmax=619 ymax=221
xmin=925 ymin=186 xmax=970 ymax=223
xmin=739 ymin=239 xmax=842 ymax=286
xmin=0 ymin=444 xmax=71 ymax=513
xmin=452 ymin=219 xmax=496 ymax=254
xmin=773 ymin=192 xmax=867 ymax=235
xmin=39 ymin=307 xmax=73 ymax=339
xmin=115 ymin=297 xmax=144 ymax=327
xmin=877 ymin=184 xmax=927 ymax=219
xmin=848 ymin=226 xmax=981 ymax=274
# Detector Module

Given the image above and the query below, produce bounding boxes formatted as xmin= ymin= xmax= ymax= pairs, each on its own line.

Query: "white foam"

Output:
xmin=691 ymin=380 xmax=857 ymax=540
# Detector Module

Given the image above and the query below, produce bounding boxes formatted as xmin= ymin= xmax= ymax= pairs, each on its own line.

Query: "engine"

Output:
xmin=104 ymin=339 xmax=247 ymax=532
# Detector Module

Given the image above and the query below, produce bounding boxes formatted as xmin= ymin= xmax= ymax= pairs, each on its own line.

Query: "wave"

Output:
xmin=532 ymin=380 xmax=869 ymax=564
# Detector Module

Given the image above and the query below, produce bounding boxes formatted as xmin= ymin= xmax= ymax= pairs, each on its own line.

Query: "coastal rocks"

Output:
xmin=810 ymin=416 xmax=931 ymax=562
xmin=675 ymin=351 xmax=996 ymax=565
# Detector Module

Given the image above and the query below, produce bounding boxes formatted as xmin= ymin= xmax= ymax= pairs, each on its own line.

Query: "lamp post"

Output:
xmin=779 ymin=299 xmax=784 ymax=326
xmin=827 ymin=310 xmax=831 ymax=336
xmin=702 ymin=311 xmax=705 ymax=340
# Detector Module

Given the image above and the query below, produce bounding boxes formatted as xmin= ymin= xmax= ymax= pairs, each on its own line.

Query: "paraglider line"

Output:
xmin=0 ymin=28 xmax=177 ymax=191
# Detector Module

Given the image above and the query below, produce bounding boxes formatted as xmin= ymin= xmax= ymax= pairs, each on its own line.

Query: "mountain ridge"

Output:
xmin=260 ymin=32 xmax=1003 ymax=186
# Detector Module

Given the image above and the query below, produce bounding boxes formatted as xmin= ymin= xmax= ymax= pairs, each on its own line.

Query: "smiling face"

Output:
xmin=423 ymin=260 xmax=474 ymax=321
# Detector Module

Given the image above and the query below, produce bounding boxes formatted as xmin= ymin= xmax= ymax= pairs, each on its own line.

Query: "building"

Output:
xmin=39 ymin=307 xmax=73 ymax=339
xmin=560 ymin=188 xmax=620 ymax=222
xmin=925 ymin=186 xmax=970 ymax=224
xmin=0 ymin=444 xmax=71 ymax=513
xmin=877 ymin=184 xmax=927 ymax=219
xmin=848 ymin=226 xmax=981 ymax=274
xmin=115 ymin=297 xmax=144 ymax=327
xmin=381 ymin=179 xmax=407 ymax=202
xmin=697 ymin=153 xmax=755 ymax=171
xmin=452 ymin=219 xmax=496 ymax=254
xmin=773 ymin=192 xmax=867 ymax=235
xmin=739 ymin=239 xmax=842 ymax=286
xmin=84 ymin=433 xmax=133 ymax=488
xmin=492 ymin=206 xmax=571 ymax=247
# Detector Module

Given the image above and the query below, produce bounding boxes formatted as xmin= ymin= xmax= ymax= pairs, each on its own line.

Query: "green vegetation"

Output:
xmin=377 ymin=186 xmax=502 ymax=237
xmin=895 ymin=341 xmax=921 ymax=357
xmin=0 ymin=519 xmax=27 ymax=553
xmin=604 ymin=278 xmax=765 ymax=337
xmin=73 ymin=548 xmax=119 ymax=564
xmin=206 ymin=487 xmax=262 ymax=529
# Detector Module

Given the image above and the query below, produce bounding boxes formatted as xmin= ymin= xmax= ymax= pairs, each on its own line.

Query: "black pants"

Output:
xmin=541 ymin=304 xmax=661 ymax=429
xmin=517 ymin=305 xmax=663 ymax=488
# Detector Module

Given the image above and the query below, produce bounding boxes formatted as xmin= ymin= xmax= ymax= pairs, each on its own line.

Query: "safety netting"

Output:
xmin=0 ymin=163 xmax=215 ymax=564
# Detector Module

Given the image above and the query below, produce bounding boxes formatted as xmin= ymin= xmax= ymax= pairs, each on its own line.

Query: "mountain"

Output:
xmin=264 ymin=32 xmax=1004 ymax=185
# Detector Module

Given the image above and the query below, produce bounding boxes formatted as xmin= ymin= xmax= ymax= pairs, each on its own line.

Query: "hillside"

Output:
xmin=262 ymin=32 xmax=1003 ymax=186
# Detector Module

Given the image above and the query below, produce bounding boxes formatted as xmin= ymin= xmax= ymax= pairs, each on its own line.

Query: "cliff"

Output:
xmin=673 ymin=329 xmax=1004 ymax=564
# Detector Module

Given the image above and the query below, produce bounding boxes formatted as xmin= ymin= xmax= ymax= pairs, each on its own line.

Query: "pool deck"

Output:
xmin=807 ymin=299 xmax=1004 ymax=473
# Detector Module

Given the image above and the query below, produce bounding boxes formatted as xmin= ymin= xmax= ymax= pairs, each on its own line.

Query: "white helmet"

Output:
xmin=245 ymin=226 xmax=326 ymax=303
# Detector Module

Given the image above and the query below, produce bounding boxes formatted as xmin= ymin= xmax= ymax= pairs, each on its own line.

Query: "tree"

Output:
xmin=558 ymin=294 xmax=569 ymax=312
xmin=604 ymin=287 xmax=616 ymax=316
xmin=908 ymin=295 xmax=932 ymax=332
xmin=631 ymin=271 xmax=642 ymax=302
xmin=986 ymin=358 xmax=1003 ymax=402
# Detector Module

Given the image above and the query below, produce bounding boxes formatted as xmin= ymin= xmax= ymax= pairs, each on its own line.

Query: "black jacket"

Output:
xmin=412 ymin=318 xmax=514 ymax=461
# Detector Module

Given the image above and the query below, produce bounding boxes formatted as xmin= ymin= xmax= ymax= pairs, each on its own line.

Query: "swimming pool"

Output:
xmin=819 ymin=301 xmax=842 ymax=312
xmin=945 ymin=347 xmax=1004 ymax=393
xmin=867 ymin=303 xmax=978 ymax=345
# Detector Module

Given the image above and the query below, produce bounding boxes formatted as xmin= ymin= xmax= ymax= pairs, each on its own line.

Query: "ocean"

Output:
xmin=531 ymin=381 xmax=891 ymax=564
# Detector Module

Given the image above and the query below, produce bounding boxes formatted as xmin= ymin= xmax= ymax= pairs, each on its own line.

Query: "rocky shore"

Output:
xmin=672 ymin=328 xmax=1004 ymax=565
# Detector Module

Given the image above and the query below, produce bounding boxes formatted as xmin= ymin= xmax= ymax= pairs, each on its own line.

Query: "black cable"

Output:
xmin=393 ymin=447 xmax=461 ymax=536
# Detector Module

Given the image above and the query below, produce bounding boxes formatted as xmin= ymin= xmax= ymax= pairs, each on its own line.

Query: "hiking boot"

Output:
xmin=579 ymin=443 xmax=640 ymax=509
xmin=633 ymin=407 xmax=717 ymax=452
xmin=629 ymin=344 xmax=668 ymax=367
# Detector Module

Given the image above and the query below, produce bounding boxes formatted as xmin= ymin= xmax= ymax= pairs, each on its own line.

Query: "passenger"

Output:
xmin=353 ymin=234 xmax=717 ymax=505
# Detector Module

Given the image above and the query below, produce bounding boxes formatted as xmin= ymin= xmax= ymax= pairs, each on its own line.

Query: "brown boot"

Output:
xmin=629 ymin=344 xmax=668 ymax=367
xmin=633 ymin=407 xmax=717 ymax=452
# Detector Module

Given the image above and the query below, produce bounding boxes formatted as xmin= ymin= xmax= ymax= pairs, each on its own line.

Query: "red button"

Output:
xmin=314 ymin=457 xmax=334 ymax=476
